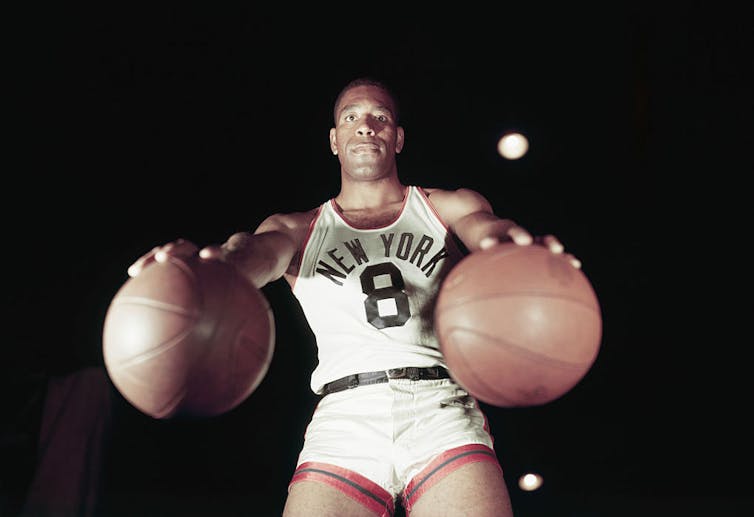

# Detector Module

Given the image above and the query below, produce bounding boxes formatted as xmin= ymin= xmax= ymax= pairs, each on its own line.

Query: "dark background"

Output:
xmin=4 ymin=3 xmax=752 ymax=516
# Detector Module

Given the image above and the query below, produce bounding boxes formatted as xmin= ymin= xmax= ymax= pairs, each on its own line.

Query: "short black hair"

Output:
xmin=332 ymin=77 xmax=400 ymax=125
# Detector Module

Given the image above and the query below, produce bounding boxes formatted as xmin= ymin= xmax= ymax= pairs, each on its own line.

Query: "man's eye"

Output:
xmin=345 ymin=114 xmax=356 ymax=122
xmin=376 ymin=115 xmax=388 ymax=122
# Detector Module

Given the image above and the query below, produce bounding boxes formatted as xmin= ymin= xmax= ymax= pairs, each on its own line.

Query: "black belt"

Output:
xmin=321 ymin=366 xmax=451 ymax=396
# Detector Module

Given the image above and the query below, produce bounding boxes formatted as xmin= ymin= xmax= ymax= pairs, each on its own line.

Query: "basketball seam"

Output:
xmin=121 ymin=372 xmax=187 ymax=419
xmin=444 ymin=327 xmax=591 ymax=370
xmin=437 ymin=290 xmax=599 ymax=313
xmin=113 ymin=296 xmax=202 ymax=318
xmin=109 ymin=324 xmax=196 ymax=369
xmin=152 ymin=391 xmax=185 ymax=419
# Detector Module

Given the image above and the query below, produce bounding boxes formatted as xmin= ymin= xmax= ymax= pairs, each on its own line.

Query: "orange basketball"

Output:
xmin=102 ymin=255 xmax=274 ymax=419
xmin=435 ymin=243 xmax=602 ymax=407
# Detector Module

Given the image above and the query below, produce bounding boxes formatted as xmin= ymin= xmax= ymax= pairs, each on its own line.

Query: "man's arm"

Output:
xmin=202 ymin=213 xmax=302 ymax=288
xmin=427 ymin=187 xmax=580 ymax=267
xmin=128 ymin=211 xmax=311 ymax=287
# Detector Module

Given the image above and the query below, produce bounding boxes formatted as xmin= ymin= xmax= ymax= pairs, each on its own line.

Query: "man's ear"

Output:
xmin=329 ymin=128 xmax=338 ymax=155
xmin=395 ymin=126 xmax=405 ymax=154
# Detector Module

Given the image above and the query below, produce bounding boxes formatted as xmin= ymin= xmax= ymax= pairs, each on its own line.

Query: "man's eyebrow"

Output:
xmin=338 ymin=104 xmax=394 ymax=116
xmin=338 ymin=103 xmax=358 ymax=115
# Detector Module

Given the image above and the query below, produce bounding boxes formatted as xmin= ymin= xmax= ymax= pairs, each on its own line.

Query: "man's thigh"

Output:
xmin=283 ymin=478 xmax=390 ymax=517
xmin=408 ymin=460 xmax=513 ymax=517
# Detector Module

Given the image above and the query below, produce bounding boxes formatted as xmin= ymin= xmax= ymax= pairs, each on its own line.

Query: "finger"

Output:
xmin=507 ymin=226 xmax=533 ymax=246
xmin=479 ymin=236 xmax=499 ymax=250
xmin=128 ymin=239 xmax=199 ymax=277
xmin=155 ymin=239 xmax=199 ymax=263
xmin=533 ymin=235 xmax=581 ymax=268
xmin=199 ymin=244 xmax=224 ymax=260
xmin=224 ymin=232 xmax=250 ymax=252
xmin=563 ymin=252 xmax=582 ymax=269
xmin=538 ymin=234 xmax=564 ymax=254
xmin=127 ymin=245 xmax=161 ymax=278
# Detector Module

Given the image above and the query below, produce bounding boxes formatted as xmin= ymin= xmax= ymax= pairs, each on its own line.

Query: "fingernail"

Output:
xmin=155 ymin=250 xmax=167 ymax=262
xmin=479 ymin=237 xmax=497 ymax=249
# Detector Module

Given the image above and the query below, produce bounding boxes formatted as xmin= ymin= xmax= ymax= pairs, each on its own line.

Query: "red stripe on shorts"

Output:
xmin=402 ymin=443 xmax=501 ymax=512
xmin=290 ymin=461 xmax=395 ymax=517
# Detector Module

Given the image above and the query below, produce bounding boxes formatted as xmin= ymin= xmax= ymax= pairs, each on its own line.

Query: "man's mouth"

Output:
xmin=352 ymin=143 xmax=380 ymax=153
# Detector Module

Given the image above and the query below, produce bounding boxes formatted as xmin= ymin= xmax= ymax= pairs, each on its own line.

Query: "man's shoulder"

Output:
xmin=419 ymin=186 xmax=486 ymax=205
xmin=264 ymin=206 xmax=321 ymax=231
xmin=417 ymin=186 xmax=492 ymax=226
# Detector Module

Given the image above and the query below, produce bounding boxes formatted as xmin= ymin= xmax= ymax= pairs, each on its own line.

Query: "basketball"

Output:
xmin=435 ymin=243 xmax=602 ymax=407
xmin=102 ymin=255 xmax=275 ymax=419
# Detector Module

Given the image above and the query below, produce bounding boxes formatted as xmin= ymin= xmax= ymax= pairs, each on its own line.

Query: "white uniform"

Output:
xmin=292 ymin=185 xmax=465 ymax=394
xmin=288 ymin=186 xmax=501 ymax=514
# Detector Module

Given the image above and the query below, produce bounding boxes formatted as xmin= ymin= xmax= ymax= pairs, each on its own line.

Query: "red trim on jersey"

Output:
xmin=289 ymin=205 xmax=323 ymax=291
xmin=329 ymin=186 xmax=411 ymax=230
xmin=401 ymin=444 xmax=501 ymax=512
xmin=415 ymin=186 xmax=451 ymax=232
xmin=290 ymin=461 xmax=395 ymax=516
xmin=415 ymin=186 xmax=466 ymax=260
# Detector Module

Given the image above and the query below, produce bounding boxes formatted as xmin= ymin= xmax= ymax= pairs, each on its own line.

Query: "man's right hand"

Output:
xmin=127 ymin=238 xmax=200 ymax=278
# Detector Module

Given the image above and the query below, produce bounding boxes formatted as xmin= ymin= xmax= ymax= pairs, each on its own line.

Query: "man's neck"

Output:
xmin=336 ymin=176 xmax=406 ymax=211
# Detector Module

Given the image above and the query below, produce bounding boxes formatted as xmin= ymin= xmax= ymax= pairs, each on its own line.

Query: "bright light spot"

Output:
xmin=497 ymin=132 xmax=529 ymax=160
xmin=518 ymin=472 xmax=543 ymax=491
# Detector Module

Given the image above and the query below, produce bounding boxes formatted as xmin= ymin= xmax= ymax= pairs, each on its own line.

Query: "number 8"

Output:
xmin=360 ymin=262 xmax=411 ymax=329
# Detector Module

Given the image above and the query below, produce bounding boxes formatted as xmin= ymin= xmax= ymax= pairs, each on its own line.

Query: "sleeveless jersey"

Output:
xmin=292 ymin=186 xmax=466 ymax=394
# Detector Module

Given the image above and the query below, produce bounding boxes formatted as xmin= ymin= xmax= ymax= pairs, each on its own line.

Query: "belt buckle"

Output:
xmin=387 ymin=367 xmax=407 ymax=379
xmin=387 ymin=367 xmax=423 ymax=380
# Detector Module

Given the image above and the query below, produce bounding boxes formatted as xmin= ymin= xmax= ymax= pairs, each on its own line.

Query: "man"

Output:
xmin=129 ymin=77 xmax=579 ymax=516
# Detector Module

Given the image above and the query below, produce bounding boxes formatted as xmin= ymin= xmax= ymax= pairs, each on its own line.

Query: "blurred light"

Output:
xmin=497 ymin=132 xmax=529 ymax=160
xmin=518 ymin=472 xmax=543 ymax=491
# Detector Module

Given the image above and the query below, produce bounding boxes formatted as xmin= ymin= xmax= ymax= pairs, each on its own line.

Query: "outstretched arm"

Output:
xmin=127 ymin=212 xmax=307 ymax=287
xmin=200 ymin=214 xmax=300 ymax=288
xmin=429 ymin=187 xmax=581 ymax=268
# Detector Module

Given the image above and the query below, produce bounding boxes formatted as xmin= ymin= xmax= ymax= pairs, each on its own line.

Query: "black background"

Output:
xmin=4 ymin=3 xmax=752 ymax=516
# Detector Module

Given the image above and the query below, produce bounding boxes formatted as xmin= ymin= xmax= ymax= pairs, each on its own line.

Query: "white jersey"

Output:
xmin=292 ymin=186 xmax=466 ymax=394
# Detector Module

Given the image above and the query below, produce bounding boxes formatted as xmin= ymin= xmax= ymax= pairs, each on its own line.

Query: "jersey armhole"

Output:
xmin=288 ymin=205 xmax=323 ymax=291
xmin=416 ymin=186 xmax=469 ymax=258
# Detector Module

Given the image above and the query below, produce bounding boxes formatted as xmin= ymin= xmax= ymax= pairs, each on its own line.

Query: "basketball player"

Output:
xmin=129 ymin=78 xmax=579 ymax=516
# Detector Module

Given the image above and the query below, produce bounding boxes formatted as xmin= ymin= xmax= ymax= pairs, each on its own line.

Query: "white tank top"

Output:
xmin=292 ymin=186 xmax=465 ymax=394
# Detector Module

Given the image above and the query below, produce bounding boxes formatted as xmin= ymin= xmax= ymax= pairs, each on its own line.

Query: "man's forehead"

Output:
xmin=338 ymin=87 xmax=395 ymax=113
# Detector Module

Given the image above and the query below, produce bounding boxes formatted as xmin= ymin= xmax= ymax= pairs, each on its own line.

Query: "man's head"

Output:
xmin=330 ymin=78 xmax=405 ymax=181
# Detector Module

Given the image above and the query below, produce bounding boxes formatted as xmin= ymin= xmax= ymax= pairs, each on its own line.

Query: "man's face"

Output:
xmin=330 ymin=85 xmax=404 ymax=179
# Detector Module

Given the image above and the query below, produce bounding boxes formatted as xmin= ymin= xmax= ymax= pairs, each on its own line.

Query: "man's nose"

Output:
xmin=356 ymin=119 xmax=376 ymax=136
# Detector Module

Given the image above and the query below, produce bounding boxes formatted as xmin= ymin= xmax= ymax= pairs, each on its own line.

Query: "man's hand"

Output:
xmin=127 ymin=238 xmax=200 ymax=278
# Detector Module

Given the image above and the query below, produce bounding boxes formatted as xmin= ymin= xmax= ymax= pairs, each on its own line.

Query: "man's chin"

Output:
xmin=345 ymin=165 xmax=388 ymax=180
xmin=348 ymin=156 xmax=382 ymax=169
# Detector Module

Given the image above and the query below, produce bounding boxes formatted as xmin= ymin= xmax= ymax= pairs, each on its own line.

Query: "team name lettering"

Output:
xmin=316 ymin=232 xmax=448 ymax=285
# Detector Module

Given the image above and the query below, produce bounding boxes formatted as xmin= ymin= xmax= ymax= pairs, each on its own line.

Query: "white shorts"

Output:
xmin=289 ymin=378 xmax=500 ymax=515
